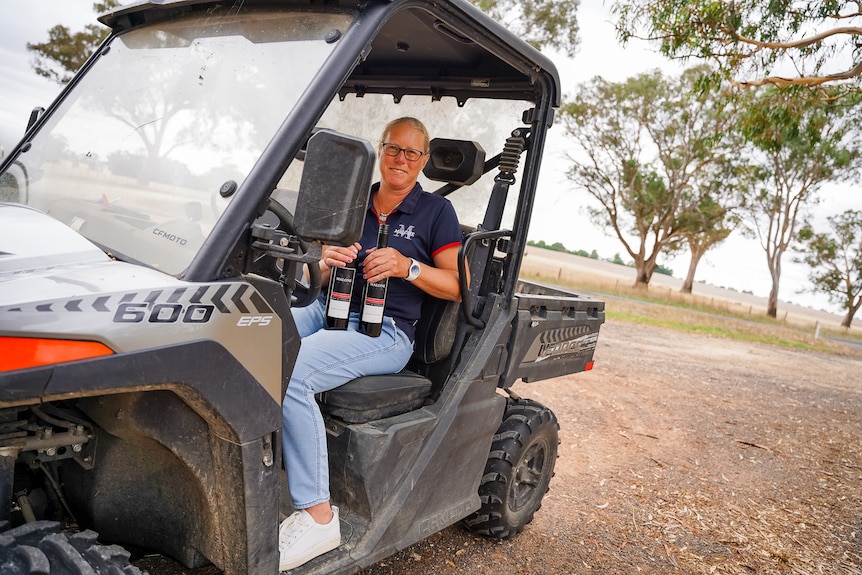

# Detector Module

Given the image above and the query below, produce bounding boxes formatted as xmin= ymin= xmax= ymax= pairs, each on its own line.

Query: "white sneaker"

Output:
xmin=278 ymin=506 xmax=341 ymax=571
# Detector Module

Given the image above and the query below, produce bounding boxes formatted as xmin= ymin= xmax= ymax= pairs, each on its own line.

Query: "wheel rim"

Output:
xmin=509 ymin=440 xmax=548 ymax=511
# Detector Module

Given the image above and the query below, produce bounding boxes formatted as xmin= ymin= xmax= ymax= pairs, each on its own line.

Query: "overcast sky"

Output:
xmin=0 ymin=0 xmax=858 ymax=315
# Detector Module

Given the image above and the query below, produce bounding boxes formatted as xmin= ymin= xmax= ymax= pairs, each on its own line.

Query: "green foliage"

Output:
xmin=527 ymin=239 xmax=568 ymax=253
xmin=609 ymin=252 xmax=627 ymax=265
xmin=612 ymin=0 xmax=862 ymax=89
xmin=796 ymin=210 xmax=862 ymax=326
xmin=27 ymin=1 xmax=119 ymax=85
xmin=27 ymin=23 xmax=105 ymax=84
xmin=471 ymin=0 xmax=580 ymax=56
xmin=741 ymin=85 xmax=855 ymax=140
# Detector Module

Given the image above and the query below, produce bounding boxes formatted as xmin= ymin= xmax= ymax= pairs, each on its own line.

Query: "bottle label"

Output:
xmin=328 ymin=267 xmax=355 ymax=319
xmin=360 ymin=222 xmax=390 ymax=335
xmin=362 ymin=280 xmax=387 ymax=323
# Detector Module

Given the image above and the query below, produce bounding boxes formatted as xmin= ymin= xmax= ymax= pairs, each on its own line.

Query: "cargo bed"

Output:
xmin=500 ymin=280 xmax=605 ymax=387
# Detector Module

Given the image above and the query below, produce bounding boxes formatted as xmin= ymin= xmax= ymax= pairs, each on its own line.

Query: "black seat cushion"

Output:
xmin=319 ymin=371 xmax=433 ymax=423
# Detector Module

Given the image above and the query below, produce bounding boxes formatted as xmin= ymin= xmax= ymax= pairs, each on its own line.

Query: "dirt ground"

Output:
xmin=138 ymin=318 xmax=862 ymax=575
xmin=358 ymin=319 xmax=862 ymax=575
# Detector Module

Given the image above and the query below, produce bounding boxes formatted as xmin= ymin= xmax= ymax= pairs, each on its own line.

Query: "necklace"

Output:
xmin=375 ymin=197 xmax=403 ymax=223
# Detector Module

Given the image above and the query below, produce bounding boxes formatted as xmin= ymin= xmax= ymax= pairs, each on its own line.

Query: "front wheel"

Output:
xmin=462 ymin=398 xmax=560 ymax=539
xmin=0 ymin=521 xmax=146 ymax=575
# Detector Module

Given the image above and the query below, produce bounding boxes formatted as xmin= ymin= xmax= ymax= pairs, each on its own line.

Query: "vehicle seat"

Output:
xmin=318 ymin=295 xmax=459 ymax=423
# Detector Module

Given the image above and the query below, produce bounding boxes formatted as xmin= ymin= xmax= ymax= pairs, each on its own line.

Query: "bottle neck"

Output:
xmin=377 ymin=223 xmax=390 ymax=249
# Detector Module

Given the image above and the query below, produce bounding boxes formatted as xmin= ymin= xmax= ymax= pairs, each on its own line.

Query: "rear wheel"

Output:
xmin=0 ymin=521 xmax=145 ymax=575
xmin=462 ymin=398 xmax=559 ymax=539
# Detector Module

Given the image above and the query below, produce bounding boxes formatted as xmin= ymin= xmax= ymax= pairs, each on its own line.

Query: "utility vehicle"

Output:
xmin=0 ymin=1 xmax=604 ymax=573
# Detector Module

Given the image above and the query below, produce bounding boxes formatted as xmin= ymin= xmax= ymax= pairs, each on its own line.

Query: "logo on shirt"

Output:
xmin=393 ymin=224 xmax=416 ymax=240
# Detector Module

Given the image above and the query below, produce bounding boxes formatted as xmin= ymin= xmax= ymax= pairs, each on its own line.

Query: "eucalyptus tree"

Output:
xmin=561 ymin=67 xmax=737 ymax=288
xmin=738 ymin=87 xmax=861 ymax=317
xmin=796 ymin=210 xmax=862 ymax=327
xmin=677 ymin=189 xmax=739 ymax=294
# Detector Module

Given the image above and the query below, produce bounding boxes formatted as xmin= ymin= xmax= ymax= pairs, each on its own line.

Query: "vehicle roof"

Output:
xmin=98 ymin=0 xmax=561 ymax=106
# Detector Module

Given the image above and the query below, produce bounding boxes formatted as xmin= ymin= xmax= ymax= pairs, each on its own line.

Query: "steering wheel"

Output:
xmin=267 ymin=198 xmax=321 ymax=308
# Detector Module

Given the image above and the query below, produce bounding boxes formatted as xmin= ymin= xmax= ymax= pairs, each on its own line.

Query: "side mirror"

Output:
xmin=294 ymin=130 xmax=374 ymax=246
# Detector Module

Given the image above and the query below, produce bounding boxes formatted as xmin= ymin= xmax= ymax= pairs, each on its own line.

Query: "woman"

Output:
xmin=279 ymin=117 xmax=463 ymax=570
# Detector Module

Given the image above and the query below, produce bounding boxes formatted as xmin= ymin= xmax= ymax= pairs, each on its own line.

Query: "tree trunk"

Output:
xmin=633 ymin=260 xmax=655 ymax=289
xmin=681 ymin=246 xmax=706 ymax=294
xmin=766 ymin=245 xmax=783 ymax=319
xmin=841 ymin=296 xmax=862 ymax=328
xmin=767 ymin=281 xmax=779 ymax=318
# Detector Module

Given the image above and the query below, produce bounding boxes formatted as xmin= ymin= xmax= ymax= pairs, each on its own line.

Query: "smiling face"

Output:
xmin=378 ymin=122 xmax=430 ymax=195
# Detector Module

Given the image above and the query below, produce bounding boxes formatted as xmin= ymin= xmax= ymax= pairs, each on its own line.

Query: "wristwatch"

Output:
xmin=406 ymin=258 xmax=421 ymax=281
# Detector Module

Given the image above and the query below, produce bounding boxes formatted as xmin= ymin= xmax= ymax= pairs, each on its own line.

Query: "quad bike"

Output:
xmin=0 ymin=1 xmax=604 ymax=573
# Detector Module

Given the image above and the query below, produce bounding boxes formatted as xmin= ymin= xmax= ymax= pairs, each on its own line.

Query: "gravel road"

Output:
xmin=359 ymin=320 xmax=862 ymax=575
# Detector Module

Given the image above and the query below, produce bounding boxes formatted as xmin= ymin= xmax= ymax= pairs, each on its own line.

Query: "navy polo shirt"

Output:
xmin=348 ymin=182 xmax=462 ymax=342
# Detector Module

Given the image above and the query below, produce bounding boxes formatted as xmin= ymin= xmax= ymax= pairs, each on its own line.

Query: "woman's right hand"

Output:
xmin=322 ymin=242 xmax=361 ymax=269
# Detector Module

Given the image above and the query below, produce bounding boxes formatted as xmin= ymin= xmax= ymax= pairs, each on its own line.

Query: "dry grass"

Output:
xmin=519 ymin=270 xmax=862 ymax=358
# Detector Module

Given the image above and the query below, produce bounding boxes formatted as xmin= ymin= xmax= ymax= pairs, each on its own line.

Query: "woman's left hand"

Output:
xmin=363 ymin=244 xmax=462 ymax=301
xmin=362 ymin=247 xmax=407 ymax=283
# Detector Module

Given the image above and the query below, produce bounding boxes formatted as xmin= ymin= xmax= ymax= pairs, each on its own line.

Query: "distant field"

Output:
xmin=520 ymin=246 xmax=862 ymax=355
xmin=521 ymin=246 xmax=857 ymax=330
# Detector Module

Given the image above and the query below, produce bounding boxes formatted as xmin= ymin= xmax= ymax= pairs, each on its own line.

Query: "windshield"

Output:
xmin=2 ymin=8 xmax=354 ymax=275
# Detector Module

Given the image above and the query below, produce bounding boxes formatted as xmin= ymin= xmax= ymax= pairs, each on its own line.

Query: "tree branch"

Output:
xmin=728 ymin=26 xmax=862 ymax=51
xmin=735 ymin=59 xmax=862 ymax=87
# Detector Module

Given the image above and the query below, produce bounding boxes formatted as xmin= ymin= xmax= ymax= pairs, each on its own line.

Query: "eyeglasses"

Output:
xmin=380 ymin=142 xmax=427 ymax=162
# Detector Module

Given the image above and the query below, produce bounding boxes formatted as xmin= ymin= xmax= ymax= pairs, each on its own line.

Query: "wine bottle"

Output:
xmin=360 ymin=223 xmax=390 ymax=337
xmin=325 ymin=259 xmax=356 ymax=330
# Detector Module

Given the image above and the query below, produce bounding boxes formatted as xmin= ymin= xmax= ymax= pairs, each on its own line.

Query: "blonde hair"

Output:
xmin=381 ymin=117 xmax=430 ymax=152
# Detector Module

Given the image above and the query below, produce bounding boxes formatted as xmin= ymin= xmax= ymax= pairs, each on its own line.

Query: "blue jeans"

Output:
xmin=282 ymin=299 xmax=413 ymax=509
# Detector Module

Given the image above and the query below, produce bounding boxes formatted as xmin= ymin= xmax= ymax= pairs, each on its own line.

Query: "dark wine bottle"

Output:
xmin=325 ymin=259 xmax=356 ymax=330
xmin=360 ymin=223 xmax=390 ymax=337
